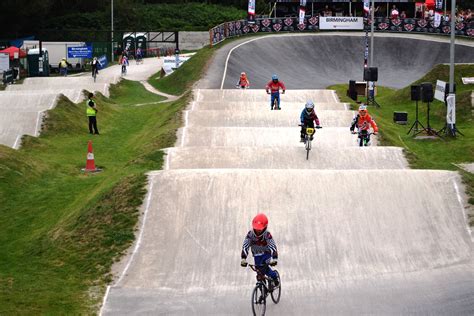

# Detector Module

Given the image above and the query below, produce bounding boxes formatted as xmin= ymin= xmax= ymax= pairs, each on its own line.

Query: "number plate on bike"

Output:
xmin=306 ymin=128 xmax=315 ymax=135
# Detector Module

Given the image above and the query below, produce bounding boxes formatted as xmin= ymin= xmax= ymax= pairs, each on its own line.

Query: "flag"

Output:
xmin=299 ymin=0 xmax=307 ymax=25
xmin=363 ymin=0 xmax=370 ymax=17
xmin=248 ymin=0 xmax=256 ymax=23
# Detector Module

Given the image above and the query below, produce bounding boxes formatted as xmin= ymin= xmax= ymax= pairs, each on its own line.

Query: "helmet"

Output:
xmin=305 ymin=100 xmax=315 ymax=111
xmin=252 ymin=213 xmax=268 ymax=236
xmin=241 ymin=72 xmax=246 ymax=76
xmin=358 ymin=104 xmax=368 ymax=116
xmin=93 ymin=57 xmax=97 ymax=60
xmin=272 ymin=74 xmax=278 ymax=81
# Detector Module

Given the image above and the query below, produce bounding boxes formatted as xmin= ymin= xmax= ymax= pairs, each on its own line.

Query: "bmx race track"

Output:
xmin=102 ymin=34 xmax=474 ymax=314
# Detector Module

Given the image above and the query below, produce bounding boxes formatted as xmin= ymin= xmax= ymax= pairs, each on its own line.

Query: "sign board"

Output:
xmin=462 ymin=77 xmax=474 ymax=84
xmin=320 ymin=17 xmax=364 ymax=30
xmin=0 ymin=53 xmax=9 ymax=73
xmin=434 ymin=80 xmax=447 ymax=102
xmin=446 ymin=94 xmax=455 ymax=125
xmin=98 ymin=55 xmax=108 ymax=69
xmin=67 ymin=45 xmax=93 ymax=58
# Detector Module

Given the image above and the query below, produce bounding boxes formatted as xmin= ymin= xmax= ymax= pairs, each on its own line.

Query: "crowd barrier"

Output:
xmin=209 ymin=16 xmax=474 ymax=46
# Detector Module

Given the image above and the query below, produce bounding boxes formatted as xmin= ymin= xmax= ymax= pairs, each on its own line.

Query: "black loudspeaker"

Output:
xmin=363 ymin=67 xmax=378 ymax=82
xmin=393 ymin=111 xmax=408 ymax=124
xmin=349 ymin=80 xmax=356 ymax=92
xmin=411 ymin=85 xmax=421 ymax=101
xmin=421 ymin=82 xmax=434 ymax=102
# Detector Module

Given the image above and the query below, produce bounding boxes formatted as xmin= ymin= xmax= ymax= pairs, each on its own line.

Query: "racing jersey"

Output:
xmin=265 ymin=81 xmax=286 ymax=93
xmin=300 ymin=109 xmax=320 ymax=126
xmin=350 ymin=114 xmax=378 ymax=132
xmin=241 ymin=230 xmax=278 ymax=259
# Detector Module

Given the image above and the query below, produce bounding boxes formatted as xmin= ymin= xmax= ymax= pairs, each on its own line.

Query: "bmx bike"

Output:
xmin=248 ymin=263 xmax=281 ymax=316
xmin=300 ymin=125 xmax=322 ymax=160
xmin=352 ymin=130 xmax=375 ymax=147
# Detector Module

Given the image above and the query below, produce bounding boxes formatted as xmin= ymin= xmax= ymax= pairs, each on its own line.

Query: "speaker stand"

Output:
xmin=407 ymin=100 xmax=425 ymax=135
xmin=413 ymin=101 xmax=442 ymax=138
xmin=438 ymin=123 xmax=464 ymax=137
xmin=366 ymin=81 xmax=380 ymax=108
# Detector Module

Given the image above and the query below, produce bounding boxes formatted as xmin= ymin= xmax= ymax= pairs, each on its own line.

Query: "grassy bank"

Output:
xmin=0 ymin=80 xmax=188 ymax=313
xmin=329 ymin=64 xmax=474 ymax=223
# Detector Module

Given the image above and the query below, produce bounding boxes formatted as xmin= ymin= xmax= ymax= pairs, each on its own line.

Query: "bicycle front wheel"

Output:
xmin=270 ymin=271 xmax=281 ymax=304
xmin=251 ymin=284 xmax=266 ymax=316
xmin=306 ymin=139 xmax=311 ymax=160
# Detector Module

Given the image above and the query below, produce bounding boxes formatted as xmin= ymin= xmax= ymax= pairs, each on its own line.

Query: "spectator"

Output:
xmin=375 ymin=6 xmax=384 ymax=18
xmin=322 ymin=5 xmax=332 ymax=17
xmin=58 ymin=58 xmax=71 ymax=76
xmin=391 ymin=5 xmax=399 ymax=19
xmin=415 ymin=8 xmax=423 ymax=19
xmin=86 ymin=92 xmax=99 ymax=135
xmin=400 ymin=11 xmax=407 ymax=19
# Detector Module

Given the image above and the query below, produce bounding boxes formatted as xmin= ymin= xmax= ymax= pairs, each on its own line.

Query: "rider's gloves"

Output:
xmin=269 ymin=258 xmax=278 ymax=266
xmin=282 ymin=90 xmax=286 ymax=94
xmin=373 ymin=132 xmax=378 ymax=135
xmin=241 ymin=259 xmax=248 ymax=267
xmin=350 ymin=127 xmax=354 ymax=132
xmin=316 ymin=125 xmax=322 ymax=129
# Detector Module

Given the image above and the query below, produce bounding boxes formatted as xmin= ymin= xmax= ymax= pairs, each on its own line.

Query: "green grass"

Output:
xmin=0 ymin=80 xmax=188 ymax=314
xmin=148 ymin=46 xmax=214 ymax=96
xmin=329 ymin=64 xmax=474 ymax=211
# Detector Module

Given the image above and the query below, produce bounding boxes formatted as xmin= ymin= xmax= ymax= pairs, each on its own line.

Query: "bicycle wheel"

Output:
xmin=306 ymin=138 xmax=311 ymax=160
xmin=93 ymin=70 xmax=97 ymax=82
xmin=251 ymin=284 xmax=266 ymax=316
xmin=270 ymin=271 xmax=281 ymax=304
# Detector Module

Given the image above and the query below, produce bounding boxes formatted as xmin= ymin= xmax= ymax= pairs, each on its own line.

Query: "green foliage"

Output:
xmin=0 ymin=80 xmax=189 ymax=313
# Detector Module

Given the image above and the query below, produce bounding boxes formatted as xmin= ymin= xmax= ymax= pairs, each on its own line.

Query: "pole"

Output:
xmin=312 ymin=2 xmax=314 ymax=16
xmin=349 ymin=2 xmax=351 ymax=16
xmin=444 ymin=0 xmax=447 ymax=19
xmin=111 ymin=0 xmax=114 ymax=62
xmin=370 ymin=0 xmax=374 ymax=67
xmin=449 ymin=0 xmax=455 ymax=94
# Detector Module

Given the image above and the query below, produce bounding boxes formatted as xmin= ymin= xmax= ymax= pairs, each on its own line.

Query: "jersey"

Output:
xmin=300 ymin=109 xmax=320 ymax=126
xmin=350 ymin=114 xmax=378 ymax=132
xmin=265 ymin=81 xmax=286 ymax=93
xmin=241 ymin=230 xmax=278 ymax=259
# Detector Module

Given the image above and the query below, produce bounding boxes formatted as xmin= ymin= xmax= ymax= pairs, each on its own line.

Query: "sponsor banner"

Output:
xmin=162 ymin=55 xmax=191 ymax=75
xmin=67 ymin=45 xmax=92 ymax=58
xmin=320 ymin=17 xmax=364 ymax=30
xmin=434 ymin=80 xmax=447 ymax=102
xmin=209 ymin=17 xmax=474 ymax=46
xmin=98 ymin=55 xmax=108 ymax=69
xmin=434 ymin=11 xmax=442 ymax=27
xmin=299 ymin=0 xmax=307 ymax=25
xmin=446 ymin=94 xmax=455 ymax=125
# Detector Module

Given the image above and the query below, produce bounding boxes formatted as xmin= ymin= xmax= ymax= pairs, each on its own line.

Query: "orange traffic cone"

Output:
xmin=83 ymin=140 xmax=100 ymax=172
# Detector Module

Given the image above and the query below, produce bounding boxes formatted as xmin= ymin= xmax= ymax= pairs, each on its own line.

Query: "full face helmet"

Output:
xmin=358 ymin=104 xmax=368 ymax=117
xmin=305 ymin=100 xmax=315 ymax=113
xmin=272 ymin=74 xmax=278 ymax=83
xmin=252 ymin=213 xmax=269 ymax=237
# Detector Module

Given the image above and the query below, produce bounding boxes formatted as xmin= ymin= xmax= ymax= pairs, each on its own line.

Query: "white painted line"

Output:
xmin=180 ymin=110 xmax=189 ymax=147
xmin=34 ymin=111 xmax=43 ymax=137
xmin=165 ymin=148 xmax=171 ymax=170
xmin=191 ymin=101 xmax=196 ymax=111
xmin=98 ymin=285 xmax=111 ymax=316
xmin=220 ymin=37 xmax=267 ymax=90
xmin=452 ymin=179 xmax=473 ymax=241
xmin=196 ymin=89 xmax=201 ymax=103
xmin=344 ymin=103 xmax=349 ymax=111
xmin=12 ymin=135 xmax=22 ymax=149
xmin=115 ymin=177 xmax=155 ymax=287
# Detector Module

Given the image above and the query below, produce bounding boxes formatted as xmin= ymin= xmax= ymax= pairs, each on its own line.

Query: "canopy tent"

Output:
xmin=0 ymin=46 xmax=27 ymax=60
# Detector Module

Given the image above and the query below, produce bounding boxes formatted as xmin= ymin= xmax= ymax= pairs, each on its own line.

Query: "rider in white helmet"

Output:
xmin=300 ymin=100 xmax=322 ymax=142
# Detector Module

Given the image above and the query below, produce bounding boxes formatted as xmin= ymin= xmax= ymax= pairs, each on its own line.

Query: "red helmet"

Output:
xmin=252 ymin=213 xmax=268 ymax=232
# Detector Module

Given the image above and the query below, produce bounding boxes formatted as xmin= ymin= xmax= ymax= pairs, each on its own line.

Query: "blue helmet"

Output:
xmin=272 ymin=74 xmax=278 ymax=80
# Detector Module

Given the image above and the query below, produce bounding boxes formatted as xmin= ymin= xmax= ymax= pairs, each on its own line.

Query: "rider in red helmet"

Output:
xmin=241 ymin=213 xmax=279 ymax=287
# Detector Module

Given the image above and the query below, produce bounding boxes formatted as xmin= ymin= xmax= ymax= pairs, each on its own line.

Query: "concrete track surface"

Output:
xmin=0 ymin=58 xmax=163 ymax=148
xmin=103 ymin=86 xmax=473 ymax=314
xmin=198 ymin=33 xmax=474 ymax=90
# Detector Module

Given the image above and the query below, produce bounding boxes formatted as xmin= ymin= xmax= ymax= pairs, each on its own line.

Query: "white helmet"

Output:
xmin=358 ymin=104 xmax=367 ymax=111
xmin=305 ymin=100 xmax=315 ymax=111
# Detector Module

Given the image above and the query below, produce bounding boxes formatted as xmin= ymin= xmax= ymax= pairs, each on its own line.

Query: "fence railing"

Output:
xmin=209 ymin=17 xmax=474 ymax=47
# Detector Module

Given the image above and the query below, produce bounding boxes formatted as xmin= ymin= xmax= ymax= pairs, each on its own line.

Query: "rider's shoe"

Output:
xmin=272 ymin=277 xmax=280 ymax=288
xmin=309 ymin=135 xmax=314 ymax=141
xmin=300 ymin=137 xmax=305 ymax=143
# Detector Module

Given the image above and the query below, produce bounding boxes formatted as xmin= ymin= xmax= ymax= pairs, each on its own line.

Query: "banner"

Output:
xmin=320 ymin=17 xmax=364 ymax=30
xmin=434 ymin=0 xmax=443 ymax=27
xmin=68 ymin=45 xmax=92 ymax=58
xmin=434 ymin=80 xmax=447 ymax=101
xmin=446 ymin=94 xmax=455 ymax=125
xmin=248 ymin=0 xmax=256 ymax=24
xmin=299 ymin=0 xmax=307 ymax=25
